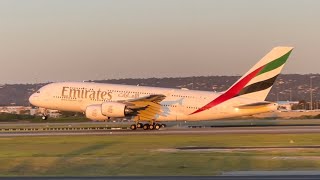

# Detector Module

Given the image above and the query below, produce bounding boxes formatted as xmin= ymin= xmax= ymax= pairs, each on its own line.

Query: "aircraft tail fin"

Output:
xmin=226 ymin=46 xmax=293 ymax=101
xmin=190 ymin=46 xmax=293 ymax=115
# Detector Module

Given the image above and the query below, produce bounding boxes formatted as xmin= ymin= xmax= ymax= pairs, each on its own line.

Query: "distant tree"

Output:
xmin=20 ymin=110 xmax=30 ymax=115
xmin=60 ymin=111 xmax=84 ymax=118
xmin=298 ymin=100 xmax=307 ymax=110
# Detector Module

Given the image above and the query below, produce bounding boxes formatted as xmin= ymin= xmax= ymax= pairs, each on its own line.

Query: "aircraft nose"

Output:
xmin=29 ymin=94 xmax=38 ymax=106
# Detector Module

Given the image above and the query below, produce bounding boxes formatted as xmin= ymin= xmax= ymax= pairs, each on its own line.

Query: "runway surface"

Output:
xmin=1 ymin=175 xmax=320 ymax=180
xmin=1 ymin=126 xmax=320 ymax=137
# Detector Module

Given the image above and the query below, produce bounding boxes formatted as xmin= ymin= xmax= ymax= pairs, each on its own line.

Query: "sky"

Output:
xmin=0 ymin=0 xmax=319 ymax=84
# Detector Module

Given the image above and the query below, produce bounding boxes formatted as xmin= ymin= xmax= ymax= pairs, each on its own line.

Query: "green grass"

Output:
xmin=1 ymin=134 xmax=320 ymax=176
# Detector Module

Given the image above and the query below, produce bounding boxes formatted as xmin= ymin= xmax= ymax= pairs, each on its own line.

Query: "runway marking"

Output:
xmin=1 ymin=126 xmax=320 ymax=137
xmin=156 ymin=145 xmax=320 ymax=153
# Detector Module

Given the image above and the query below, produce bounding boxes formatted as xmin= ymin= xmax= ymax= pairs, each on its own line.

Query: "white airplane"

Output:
xmin=29 ymin=46 xmax=293 ymax=130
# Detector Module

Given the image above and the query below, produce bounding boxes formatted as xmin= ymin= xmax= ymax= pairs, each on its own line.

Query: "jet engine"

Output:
xmin=101 ymin=102 xmax=132 ymax=118
xmin=85 ymin=104 xmax=108 ymax=121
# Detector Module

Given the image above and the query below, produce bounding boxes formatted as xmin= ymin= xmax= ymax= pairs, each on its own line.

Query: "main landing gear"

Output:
xmin=130 ymin=123 xmax=166 ymax=130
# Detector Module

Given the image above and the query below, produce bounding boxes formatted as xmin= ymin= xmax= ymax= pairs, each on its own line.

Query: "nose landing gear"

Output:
xmin=41 ymin=115 xmax=48 ymax=120
xmin=39 ymin=108 xmax=48 ymax=120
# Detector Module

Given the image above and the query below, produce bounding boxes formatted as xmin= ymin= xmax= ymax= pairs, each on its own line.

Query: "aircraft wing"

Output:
xmin=120 ymin=94 xmax=166 ymax=121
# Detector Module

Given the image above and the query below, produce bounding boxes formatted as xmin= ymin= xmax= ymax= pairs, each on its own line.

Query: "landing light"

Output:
xmin=235 ymin=108 xmax=240 ymax=112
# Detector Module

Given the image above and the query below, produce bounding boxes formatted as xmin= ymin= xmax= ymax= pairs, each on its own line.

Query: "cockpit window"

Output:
xmin=36 ymin=91 xmax=40 ymax=93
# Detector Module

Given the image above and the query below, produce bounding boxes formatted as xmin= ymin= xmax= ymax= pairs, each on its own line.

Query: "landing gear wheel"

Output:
xmin=155 ymin=124 xmax=161 ymax=130
xmin=143 ymin=124 xmax=150 ymax=130
xmin=137 ymin=123 xmax=143 ymax=129
xmin=130 ymin=124 xmax=137 ymax=130
xmin=149 ymin=124 xmax=155 ymax=130
xmin=41 ymin=115 xmax=48 ymax=120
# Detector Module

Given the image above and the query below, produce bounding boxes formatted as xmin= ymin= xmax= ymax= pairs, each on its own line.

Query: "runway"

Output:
xmin=1 ymin=175 xmax=320 ymax=180
xmin=1 ymin=126 xmax=320 ymax=137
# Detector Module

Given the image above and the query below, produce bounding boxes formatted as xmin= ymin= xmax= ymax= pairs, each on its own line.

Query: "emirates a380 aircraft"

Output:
xmin=29 ymin=47 xmax=293 ymax=130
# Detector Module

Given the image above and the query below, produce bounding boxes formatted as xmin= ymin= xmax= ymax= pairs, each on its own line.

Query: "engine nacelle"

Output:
xmin=85 ymin=104 xmax=108 ymax=121
xmin=101 ymin=102 xmax=129 ymax=118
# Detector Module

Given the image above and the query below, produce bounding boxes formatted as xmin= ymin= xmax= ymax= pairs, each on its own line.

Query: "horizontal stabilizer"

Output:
xmin=235 ymin=102 xmax=276 ymax=109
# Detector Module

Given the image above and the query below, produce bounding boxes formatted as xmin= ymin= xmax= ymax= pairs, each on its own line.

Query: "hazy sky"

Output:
xmin=0 ymin=0 xmax=319 ymax=84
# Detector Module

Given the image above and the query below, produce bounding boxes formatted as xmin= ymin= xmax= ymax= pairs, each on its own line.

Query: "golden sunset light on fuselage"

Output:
xmin=29 ymin=47 xmax=293 ymax=130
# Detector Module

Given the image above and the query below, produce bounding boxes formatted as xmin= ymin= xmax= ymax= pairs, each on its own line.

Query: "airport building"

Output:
xmin=0 ymin=106 xmax=31 ymax=114
xmin=277 ymin=101 xmax=300 ymax=111
xmin=0 ymin=106 xmax=61 ymax=118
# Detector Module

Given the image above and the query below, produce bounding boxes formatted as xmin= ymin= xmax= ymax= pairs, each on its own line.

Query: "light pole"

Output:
xmin=289 ymin=88 xmax=292 ymax=101
xmin=310 ymin=76 xmax=316 ymax=110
